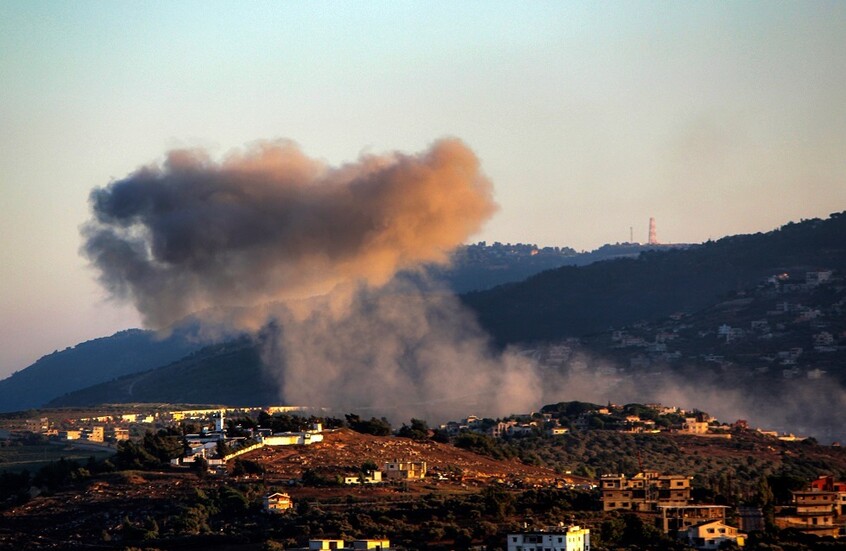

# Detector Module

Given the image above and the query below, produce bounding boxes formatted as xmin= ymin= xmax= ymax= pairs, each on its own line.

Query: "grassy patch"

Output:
xmin=0 ymin=441 xmax=114 ymax=473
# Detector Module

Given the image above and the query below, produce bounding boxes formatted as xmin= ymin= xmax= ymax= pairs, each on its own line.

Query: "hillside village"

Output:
xmin=1 ymin=217 xmax=845 ymax=549
xmin=3 ymin=400 xmax=846 ymax=549
xmin=527 ymin=269 xmax=845 ymax=379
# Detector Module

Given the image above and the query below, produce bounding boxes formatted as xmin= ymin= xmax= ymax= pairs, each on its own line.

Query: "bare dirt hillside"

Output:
xmin=245 ymin=428 xmax=589 ymax=486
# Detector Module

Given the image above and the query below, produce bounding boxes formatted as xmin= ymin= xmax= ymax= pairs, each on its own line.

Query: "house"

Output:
xmin=299 ymin=540 xmax=393 ymax=551
xmin=487 ymin=421 xmax=516 ymax=438
xmin=87 ymin=426 xmax=105 ymax=442
xmin=309 ymin=540 xmax=346 ymax=550
xmin=351 ymin=540 xmax=391 ymax=550
xmin=59 ymin=430 xmax=81 ymax=440
xmin=343 ymin=470 xmax=383 ymax=485
xmin=107 ymin=427 xmax=130 ymax=441
xmin=383 ymin=459 xmax=426 ymax=480
xmin=682 ymin=418 xmax=710 ymax=435
xmin=601 ymin=472 xmax=691 ymax=512
xmin=806 ymin=270 xmax=833 ymax=286
xmin=774 ymin=490 xmax=839 ymax=537
xmin=659 ymin=505 xmax=729 ymax=534
xmin=263 ymin=492 xmax=293 ymax=513
xmin=507 ymin=423 xmax=537 ymax=436
xmin=262 ymin=425 xmax=324 ymax=446
xmin=507 ymin=526 xmax=590 ymax=551
xmin=809 ymin=476 xmax=846 ymax=515
xmin=25 ymin=418 xmax=48 ymax=433
xmin=683 ymin=520 xmax=746 ymax=550
xmin=814 ymin=332 xmax=835 ymax=346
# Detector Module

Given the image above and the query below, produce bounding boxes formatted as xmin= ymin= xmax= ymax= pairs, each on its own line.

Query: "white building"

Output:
xmin=343 ymin=470 xmax=383 ymax=485
xmin=683 ymin=520 xmax=745 ymax=550
xmin=262 ymin=423 xmax=324 ymax=446
xmin=507 ymin=526 xmax=590 ymax=551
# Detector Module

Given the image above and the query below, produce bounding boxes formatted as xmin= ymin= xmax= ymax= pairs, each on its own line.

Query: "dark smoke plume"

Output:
xmin=82 ymin=139 xmax=497 ymax=329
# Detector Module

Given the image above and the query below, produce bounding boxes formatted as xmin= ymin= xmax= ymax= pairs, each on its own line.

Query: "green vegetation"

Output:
xmin=115 ymin=430 xmax=185 ymax=469
xmin=345 ymin=413 xmax=392 ymax=436
xmin=464 ymin=212 xmax=846 ymax=344
xmin=397 ymin=418 xmax=430 ymax=441
xmin=0 ymin=438 xmax=114 ymax=474
xmin=0 ymin=327 xmax=203 ymax=412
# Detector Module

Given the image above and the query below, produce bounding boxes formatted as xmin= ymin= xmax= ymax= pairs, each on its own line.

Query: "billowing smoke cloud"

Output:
xmin=82 ymin=138 xmax=497 ymax=329
xmin=83 ymin=138 xmax=549 ymax=420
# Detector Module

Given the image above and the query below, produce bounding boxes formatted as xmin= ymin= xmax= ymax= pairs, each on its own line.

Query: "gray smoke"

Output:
xmin=262 ymin=278 xmax=544 ymax=422
xmin=82 ymin=138 xmax=497 ymax=330
xmin=83 ymin=138 xmax=548 ymax=420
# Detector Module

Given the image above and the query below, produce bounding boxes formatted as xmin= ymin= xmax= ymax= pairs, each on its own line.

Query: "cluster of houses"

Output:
xmin=773 ymin=475 xmax=846 ymax=538
xmin=601 ymin=471 xmax=745 ymax=550
xmin=342 ymin=459 xmax=427 ymax=485
xmin=8 ymin=405 xmax=315 ymax=448
xmin=438 ymin=415 xmax=569 ymax=439
xmin=438 ymin=402 xmax=806 ymax=443
xmin=18 ymin=415 xmax=136 ymax=446
xmin=542 ymin=268 xmax=846 ymax=380
xmin=287 ymin=539 xmax=394 ymax=551
xmin=172 ymin=411 xmax=325 ymax=469
xmin=601 ymin=471 xmax=846 ymax=547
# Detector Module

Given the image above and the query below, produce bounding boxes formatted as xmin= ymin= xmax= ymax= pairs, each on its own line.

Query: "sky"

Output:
xmin=1 ymin=1 xmax=845 ymax=378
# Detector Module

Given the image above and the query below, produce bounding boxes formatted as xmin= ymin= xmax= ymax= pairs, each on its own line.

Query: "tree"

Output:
xmin=192 ymin=456 xmax=209 ymax=479
xmin=345 ymin=414 xmax=392 ymax=436
xmin=216 ymin=439 xmax=231 ymax=459
xmin=397 ymin=418 xmax=430 ymax=441
xmin=482 ymin=485 xmax=515 ymax=519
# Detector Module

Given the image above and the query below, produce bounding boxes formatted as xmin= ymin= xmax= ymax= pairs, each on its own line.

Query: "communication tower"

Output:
xmin=648 ymin=217 xmax=658 ymax=245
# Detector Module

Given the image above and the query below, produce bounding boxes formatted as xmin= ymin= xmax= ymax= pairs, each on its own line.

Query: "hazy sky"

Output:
xmin=1 ymin=1 xmax=845 ymax=377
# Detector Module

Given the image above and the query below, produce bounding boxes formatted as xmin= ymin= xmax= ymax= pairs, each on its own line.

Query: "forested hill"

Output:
xmin=462 ymin=212 xmax=846 ymax=345
xmin=0 ymin=327 xmax=209 ymax=413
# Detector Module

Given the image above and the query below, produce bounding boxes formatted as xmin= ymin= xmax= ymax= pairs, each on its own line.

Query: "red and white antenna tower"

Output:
xmin=648 ymin=217 xmax=658 ymax=245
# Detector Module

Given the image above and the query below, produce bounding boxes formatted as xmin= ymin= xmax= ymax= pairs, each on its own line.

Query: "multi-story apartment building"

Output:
xmin=775 ymin=490 xmax=839 ymax=538
xmin=601 ymin=471 xmax=691 ymax=512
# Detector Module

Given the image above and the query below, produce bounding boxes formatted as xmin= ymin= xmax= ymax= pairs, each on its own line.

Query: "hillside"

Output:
xmin=3 ymin=415 xmax=846 ymax=550
xmin=249 ymin=427 xmax=579 ymax=486
xmin=47 ymin=337 xmax=280 ymax=408
xmin=0 ymin=328 xmax=208 ymax=413
xmin=426 ymin=241 xmax=686 ymax=293
xmin=463 ymin=212 xmax=846 ymax=344
xmin=3 ymin=240 xmax=669 ymax=414
xmin=41 ymin=212 xmax=846 ymax=434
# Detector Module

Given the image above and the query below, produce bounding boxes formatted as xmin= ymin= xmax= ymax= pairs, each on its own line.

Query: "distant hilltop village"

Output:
xmin=6 ymin=398 xmax=817 ymax=457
